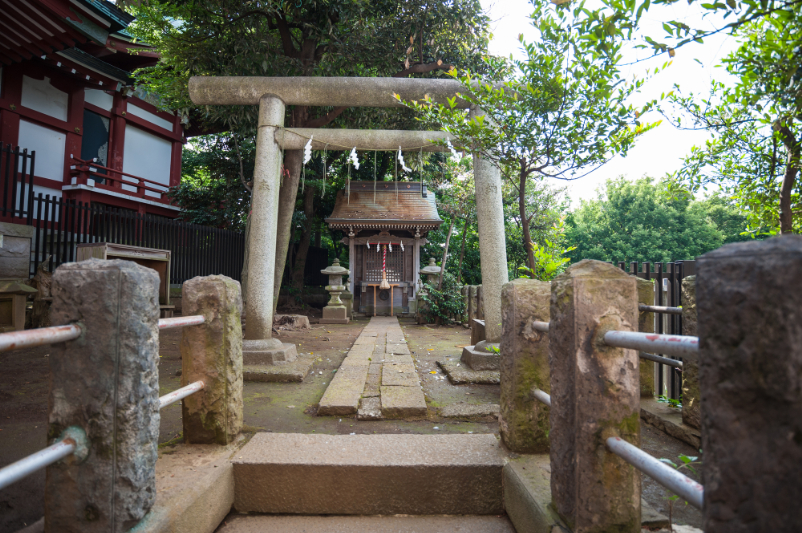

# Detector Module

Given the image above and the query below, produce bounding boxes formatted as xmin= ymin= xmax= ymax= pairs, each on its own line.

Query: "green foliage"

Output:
xmin=418 ymin=270 xmax=466 ymax=324
xmin=518 ymin=239 xmax=576 ymax=281
xmin=565 ymin=176 xmax=757 ymax=263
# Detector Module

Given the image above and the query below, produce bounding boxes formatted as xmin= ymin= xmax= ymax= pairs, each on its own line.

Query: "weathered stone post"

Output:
xmin=549 ymin=260 xmax=640 ymax=532
xmin=637 ymin=278 xmax=656 ymax=397
xmin=680 ymin=275 xmax=699 ymax=429
xmin=46 ymin=259 xmax=160 ymax=533
xmin=697 ymin=237 xmax=802 ymax=532
xmin=470 ymin=107 xmax=508 ymax=343
xmin=180 ymin=275 xmax=243 ymax=444
xmin=320 ymin=258 xmax=350 ymax=324
xmin=242 ymin=95 xmax=297 ymax=364
xmin=499 ymin=279 xmax=550 ymax=453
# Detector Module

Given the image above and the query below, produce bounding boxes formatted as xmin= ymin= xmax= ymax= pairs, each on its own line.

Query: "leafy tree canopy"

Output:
xmin=565 ymin=176 xmax=757 ymax=264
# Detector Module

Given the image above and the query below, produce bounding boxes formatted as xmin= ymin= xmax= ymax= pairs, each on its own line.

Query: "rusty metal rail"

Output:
xmin=0 ymin=324 xmax=82 ymax=353
xmin=639 ymin=304 xmax=682 ymax=315
xmin=606 ymin=437 xmax=704 ymax=509
xmin=159 ymin=381 xmax=204 ymax=409
xmin=603 ymin=331 xmax=698 ymax=360
xmin=158 ymin=315 xmax=205 ymax=329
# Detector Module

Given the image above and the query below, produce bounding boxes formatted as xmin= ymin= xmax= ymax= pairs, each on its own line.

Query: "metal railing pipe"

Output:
xmin=603 ymin=331 xmax=698 ymax=361
xmin=606 ymin=437 xmax=704 ymax=509
xmin=159 ymin=381 xmax=204 ymax=409
xmin=0 ymin=427 xmax=88 ymax=491
xmin=532 ymin=388 xmax=551 ymax=407
xmin=640 ymin=352 xmax=683 ymax=368
xmin=639 ymin=304 xmax=682 ymax=315
xmin=0 ymin=324 xmax=82 ymax=353
xmin=532 ymin=320 xmax=550 ymax=333
xmin=158 ymin=315 xmax=205 ymax=330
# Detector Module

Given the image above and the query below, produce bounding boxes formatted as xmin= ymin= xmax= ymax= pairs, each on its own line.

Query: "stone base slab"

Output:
xmin=232 ymin=433 xmax=505 ymax=515
xmin=640 ymin=398 xmax=702 ymax=450
xmin=460 ymin=345 xmax=500 ymax=371
xmin=503 ymin=454 xmax=669 ymax=533
xmin=215 ymin=514 xmax=517 ymax=532
xmin=243 ymin=355 xmax=315 ymax=383
xmin=437 ymin=360 xmax=500 ymax=385
xmin=319 ymin=318 xmax=349 ymax=324
xmin=243 ymin=340 xmax=298 ymax=365
xmin=380 ymin=386 xmax=427 ymax=418
xmin=441 ymin=403 xmax=500 ymax=418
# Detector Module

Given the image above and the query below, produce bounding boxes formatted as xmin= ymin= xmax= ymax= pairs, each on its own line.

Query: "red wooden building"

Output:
xmin=0 ymin=0 xmax=184 ymax=220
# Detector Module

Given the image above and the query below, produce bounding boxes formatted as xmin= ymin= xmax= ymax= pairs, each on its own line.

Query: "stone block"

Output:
xmin=470 ymin=318 xmax=486 ymax=345
xmin=680 ymin=275 xmax=700 ymax=430
xmin=549 ymin=260 xmax=640 ymax=533
xmin=499 ymin=279 xmax=550 ymax=453
xmin=362 ymin=373 xmax=381 ymax=397
xmin=697 ymin=236 xmax=802 ymax=533
xmin=318 ymin=366 xmax=369 ymax=415
xmin=46 ymin=259 xmax=160 ymax=533
xmin=386 ymin=343 xmax=410 ymax=355
xmin=357 ymin=397 xmax=382 ymax=420
xmin=468 ymin=285 xmax=479 ymax=322
xmin=460 ymin=345 xmax=499 ymax=371
xmin=637 ymin=278 xmax=656 ymax=397
xmin=232 ymin=433 xmax=504 ymax=515
xmin=0 ymin=222 xmax=34 ymax=279
xmin=242 ymin=354 xmax=315 ymax=383
xmin=180 ymin=275 xmax=243 ymax=445
xmin=380 ymin=386 xmax=427 ymax=418
xmin=381 ymin=364 xmax=419 ymax=387
xmin=441 ymin=403 xmax=500 ymax=418
xmin=216 ymin=514 xmax=516 ymax=532
xmin=320 ymin=304 xmax=349 ymax=324
xmin=437 ymin=360 xmax=500 ymax=385
xmin=242 ymin=339 xmax=297 ymax=365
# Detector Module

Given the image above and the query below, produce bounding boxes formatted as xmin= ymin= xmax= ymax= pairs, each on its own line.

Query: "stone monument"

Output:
xmin=320 ymin=258 xmax=350 ymax=324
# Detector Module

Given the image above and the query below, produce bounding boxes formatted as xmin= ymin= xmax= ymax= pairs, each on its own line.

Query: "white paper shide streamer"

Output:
xmin=349 ymin=147 xmax=360 ymax=170
xmin=446 ymin=139 xmax=460 ymax=160
xmin=398 ymin=147 xmax=411 ymax=172
xmin=303 ymin=136 xmax=313 ymax=164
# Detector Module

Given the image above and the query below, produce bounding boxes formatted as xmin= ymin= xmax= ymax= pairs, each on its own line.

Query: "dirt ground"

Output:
xmin=0 ymin=313 xmax=701 ymax=532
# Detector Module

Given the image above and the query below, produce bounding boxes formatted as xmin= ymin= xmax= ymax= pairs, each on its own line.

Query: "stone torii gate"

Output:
xmin=189 ymin=77 xmax=508 ymax=360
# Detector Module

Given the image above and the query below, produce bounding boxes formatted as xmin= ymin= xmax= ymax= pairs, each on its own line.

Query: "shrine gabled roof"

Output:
xmin=325 ymin=181 xmax=442 ymax=231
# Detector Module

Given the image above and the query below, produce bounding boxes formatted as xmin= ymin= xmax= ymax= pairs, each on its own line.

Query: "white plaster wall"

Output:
xmin=127 ymin=103 xmax=173 ymax=131
xmin=84 ymin=89 xmax=114 ymax=111
xmin=17 ymin=120 xmax=66 ymax=182
xmin=21 ymin=76 xmax=68 ymax=121
xmin=122 ymin=125 xmax=172 ymax=198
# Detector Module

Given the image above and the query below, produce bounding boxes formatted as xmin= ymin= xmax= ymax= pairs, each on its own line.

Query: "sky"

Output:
xmin=479 ymin=0 xmax=739 ymax=205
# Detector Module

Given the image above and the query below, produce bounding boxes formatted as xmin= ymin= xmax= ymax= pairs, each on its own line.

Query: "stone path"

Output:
xmin=318 ymin=317 xmax=427 ymax=419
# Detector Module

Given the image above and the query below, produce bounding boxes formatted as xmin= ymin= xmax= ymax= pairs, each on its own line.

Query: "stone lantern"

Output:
xmin=320 ymin=258 xmax=350 ymax=324
xmin=419 ymin=257 xmax=441 ymax=292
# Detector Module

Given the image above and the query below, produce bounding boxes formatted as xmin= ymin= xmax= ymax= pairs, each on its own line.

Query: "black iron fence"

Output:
xmin=1 ymin=144 xmax=36 ymax=222
xmin=21 ymin=194 xmax=245 ymax=284
xmin=614 ymin=260 xmax=696 ymax=402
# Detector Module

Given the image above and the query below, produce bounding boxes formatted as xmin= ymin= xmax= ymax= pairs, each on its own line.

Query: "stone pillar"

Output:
xmin=680 ymin=275 xmax=699 ymax=429
xmin=499 ymin=279 xmax=550 ymax=453
xmin=320 ymin=258 xmax=350 ymax=324
xmin=697 ymin=237 xmax=802 ymax=532
xmin=180 ymin=275 xmax=243 ymax=445
xmin=637 ymin=278 xmax=655 ymax=397
xmin=46 ymin=259 xmax=160 ymax=533
xmin=242 ymin=95 xmax=297 ymax=364
xmin=549 ymin=260 xmax=640 ymax=533
xmin=468 ymin=285 xmax=478 ymax=322
xmin=470 ymin=107 xmax=508 ymax=343
xmin=476 ymin=284 xmax=484 ymax=320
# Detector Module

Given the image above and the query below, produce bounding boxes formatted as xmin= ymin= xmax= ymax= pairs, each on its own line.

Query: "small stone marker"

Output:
xmin=47 ymin=259 xmax=160 ymax=532
xmin=180 ymin=275 xmax=244 ymax=444
xmin=549 ymin=260 xmax=640 ymax=532
xmin=499 ymin=278 xmax=550 ymax=453
xmin=697 ymin=236 xmax=802 ymax=532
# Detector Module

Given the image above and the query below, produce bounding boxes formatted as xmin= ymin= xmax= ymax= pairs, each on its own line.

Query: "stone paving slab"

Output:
xmin=243 ymin=355 xmax=315 ymax=383
xmin=216 ymin=514 xmax=517 ymax=532
xmin=385 ymin=354 xmax=415 ymax=365
xmin=442 ymin=403 xmax=501 ymax=418
xmin=381 ymin=366 xmax=420 ymax=387
xmin=437 ymin=359 xmax=500 ymax=385
xmin=386 ymin=344 xmax=411 ymax=355
xmin=381 ymin=386 xmax=427 ymax=418
xmin=363 ymin=373 xmax=381 ymax=397
xmin=318 ymin=366 xmax=370 ymax=415
xmin=357 ymin=397 xmax=382 ymax=420
xmin=368 ymin=363 xmax=383 ymax=375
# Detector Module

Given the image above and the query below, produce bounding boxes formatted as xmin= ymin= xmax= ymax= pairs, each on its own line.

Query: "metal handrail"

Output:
xmin=159 ymin=381 xmax=204 ymax=409
xmin=606 ymin=437 xmax=704 ymax=509
xmin=603 ymin=331 xmax=698 ymax=361
xmin=0 ymin=427 xmax=88 ymax=491
xmin=158 ymin=315 xmax=205 ymax=329
xmin=532 ymin=320 xmax=549 ymax=333
xmin=639 ymin=304 xmax=682 ymax=315
xmin=532 ymin=388 xmax=551 ymax=407
xmin=0 ymin=324 xmax=82 ymax=353
xmin=640 ymin=352 xmax=683 ymax=368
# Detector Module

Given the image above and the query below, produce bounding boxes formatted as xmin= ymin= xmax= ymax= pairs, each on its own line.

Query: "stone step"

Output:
xmin=232 ymin=433 xmax=506 ymax=515
xmin=216 ymin=514 xmax=517 ymax=532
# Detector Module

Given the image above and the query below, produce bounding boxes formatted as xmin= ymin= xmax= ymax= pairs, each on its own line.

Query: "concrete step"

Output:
xmin=232 ymin=433 xmax=505 ymax=516
xmin=216 ymin=514 xmax=517 ymax=532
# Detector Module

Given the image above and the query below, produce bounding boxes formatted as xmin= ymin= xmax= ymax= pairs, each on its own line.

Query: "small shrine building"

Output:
xmin=325 ymin=181 xmax=443 ymax=316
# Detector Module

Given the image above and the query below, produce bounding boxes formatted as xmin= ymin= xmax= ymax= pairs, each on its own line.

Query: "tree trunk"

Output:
xmin=273 ymin=147 xmax=304 ymax=311
xmin=774 ymin=119 xmax=800 ymax=234
xmin=291 ymin=184 xmax=316 ymax=290
xmin=519 ymin=169 xmax=536 ymax=270
xmin=456 ymin=218 xmax=469 ymax=285
xmin=437 ymin=215 xmax=455 ymax=291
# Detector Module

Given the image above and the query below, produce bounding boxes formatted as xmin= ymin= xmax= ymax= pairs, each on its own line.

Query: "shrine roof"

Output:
xmin=326 ymin=181 xmax=442 ymax=231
